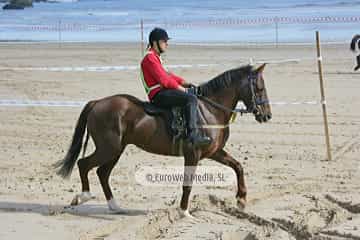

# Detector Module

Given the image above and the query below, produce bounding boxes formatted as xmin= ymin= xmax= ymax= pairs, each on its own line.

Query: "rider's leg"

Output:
xmin=152 ymin=89 xmax=211 ymax=147
xmin=184 ymin=94 xmax=212 ymax=147
xmin=152 ymin=89 xmax=188 ymax=107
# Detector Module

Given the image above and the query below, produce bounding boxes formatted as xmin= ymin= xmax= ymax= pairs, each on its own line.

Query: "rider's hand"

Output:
xmin=182 ymin=81 xmax=196 ymax=88
xmin=177 ymin=86 xmax=186 ymax=92
xmin=185 ymin=86 xmax=197 ymax=95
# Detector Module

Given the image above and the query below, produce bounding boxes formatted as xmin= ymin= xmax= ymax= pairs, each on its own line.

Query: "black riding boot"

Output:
xmin=355 ymin=55 xmax=360 ymax=71
xmin=185 ymin=96 xmax=212 ymax=148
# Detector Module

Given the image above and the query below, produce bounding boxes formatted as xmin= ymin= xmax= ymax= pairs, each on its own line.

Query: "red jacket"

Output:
xmin=140 ymin=48 xmax=184 ymax=100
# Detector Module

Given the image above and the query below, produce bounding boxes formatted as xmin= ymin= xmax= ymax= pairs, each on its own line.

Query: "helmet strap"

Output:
xmin=156 ymin=40 xmax=163 ymax=54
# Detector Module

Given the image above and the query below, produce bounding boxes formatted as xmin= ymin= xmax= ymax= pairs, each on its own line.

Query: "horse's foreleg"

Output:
xmin=210 ymin=149 xmax=247 ymax=209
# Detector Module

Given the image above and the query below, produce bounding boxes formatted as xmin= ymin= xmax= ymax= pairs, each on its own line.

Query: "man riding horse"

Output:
xmin=55 ymin=28 xmax=272 ymax=217
xmin=140 ymin=27 xmax=212 ymax=148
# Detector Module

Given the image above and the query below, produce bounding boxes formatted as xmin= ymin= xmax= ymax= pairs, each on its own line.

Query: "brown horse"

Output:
xmin=55 ymin=63 xmax=271 ymax=217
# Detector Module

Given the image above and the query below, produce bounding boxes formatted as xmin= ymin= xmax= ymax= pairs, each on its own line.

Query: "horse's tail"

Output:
xmin=54 ymin=101 xmax=96 ymax=178
xmin=82 ymin=130 xmax=90 ymax=159
xmin=350 ymin=34 xmax=360 ymax=52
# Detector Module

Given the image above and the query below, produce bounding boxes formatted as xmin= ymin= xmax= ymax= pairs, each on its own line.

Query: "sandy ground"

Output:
xmin=0 ymin=42 xmax=359 ymax=240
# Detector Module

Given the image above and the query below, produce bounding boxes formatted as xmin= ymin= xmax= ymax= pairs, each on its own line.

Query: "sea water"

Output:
xmin=0 ymin=0 xmax=359 ymax=43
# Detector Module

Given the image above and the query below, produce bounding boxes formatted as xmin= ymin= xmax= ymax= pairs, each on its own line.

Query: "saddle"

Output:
xmin=142 ymin=102 xmax=188 ymax=140
xmin=141 ymin=87 xmax=203 ymax=155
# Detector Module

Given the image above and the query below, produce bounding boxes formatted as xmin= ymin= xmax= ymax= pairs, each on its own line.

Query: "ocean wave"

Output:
xmin=293 ymin=1 xmax=360 ymax=8
xmin=47 ymin=0 xmax=78 ymax=2
xmin=257 ymin=0 xmax=360 ymax=9
xmin=85 ymin=11 xmax=129 ymax=17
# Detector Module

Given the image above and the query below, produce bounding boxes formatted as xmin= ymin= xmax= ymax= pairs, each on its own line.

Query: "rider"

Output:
xmin=140 ymin=27 xmax=211 ymax=147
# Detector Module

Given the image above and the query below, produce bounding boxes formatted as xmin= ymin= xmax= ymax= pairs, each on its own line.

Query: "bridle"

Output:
xmin=197 ymin=71 xmax=268 ymax=116
xmin=247 ymin=72 xmax=269 ymax=115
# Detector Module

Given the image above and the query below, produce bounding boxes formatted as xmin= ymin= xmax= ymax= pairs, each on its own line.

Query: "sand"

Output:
xmin=0 ymin=42 xmax=359 ymax=240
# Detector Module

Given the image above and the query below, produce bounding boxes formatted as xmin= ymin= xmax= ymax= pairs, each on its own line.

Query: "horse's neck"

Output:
xmin=205 ymin=88 xmax=238 ymax=124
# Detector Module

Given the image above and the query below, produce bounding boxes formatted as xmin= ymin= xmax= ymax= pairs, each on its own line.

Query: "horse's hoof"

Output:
xmin=107 ymin=198 xmax=127 ymax=214
xmin=109 ymin=207 xmax=128 ymax=214
xmin=70 ymin=195 xmax=80 ymax=206
xmin=237 ymin=198 xmax=246 ymax=210
xmin=108 ymin=203 xmax=127 ymax=214
xmin=180 ymin=209 xmax=198 ymax=221
xmin=70 ymin=192 xmax=95 ymax=206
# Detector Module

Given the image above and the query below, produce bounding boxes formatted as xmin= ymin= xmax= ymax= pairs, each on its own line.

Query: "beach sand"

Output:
xmin=0 ymin=42 xmax=359 ymax=240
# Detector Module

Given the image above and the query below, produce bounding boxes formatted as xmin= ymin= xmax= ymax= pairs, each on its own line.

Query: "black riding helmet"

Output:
xmin=148 ymin=27 xmax=170 ymax=53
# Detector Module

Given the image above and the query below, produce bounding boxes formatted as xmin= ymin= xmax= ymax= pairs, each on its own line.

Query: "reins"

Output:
xmin=198 ymin=95 xmax=249 ymax=115
xmin=196 ymin=95 xmax=248 ymax=129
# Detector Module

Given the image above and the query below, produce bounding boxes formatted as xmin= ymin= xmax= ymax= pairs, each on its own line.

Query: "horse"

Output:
xmin=350 ymin=34 xmax=360 ymax=71
xmin=54 ymin=63 xmax=271 ymax=218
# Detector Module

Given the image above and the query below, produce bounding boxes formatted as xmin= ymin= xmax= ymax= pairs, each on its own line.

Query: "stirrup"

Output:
xmin=189 ymin=135 xmax=212 ymax=148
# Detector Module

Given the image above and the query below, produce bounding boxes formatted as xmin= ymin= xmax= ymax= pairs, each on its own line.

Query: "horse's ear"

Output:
xmin=255 ymin=63 xmax=266 ymax=73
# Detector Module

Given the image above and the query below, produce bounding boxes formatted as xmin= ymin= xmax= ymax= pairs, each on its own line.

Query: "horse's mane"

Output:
xmin=198 ymin=65 xmax=253 ymax=97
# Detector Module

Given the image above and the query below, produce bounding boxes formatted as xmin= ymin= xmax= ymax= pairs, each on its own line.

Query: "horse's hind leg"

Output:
xmin=70 ymin=152 xmax=99 ymax=206
xmin=180 ymin=149 xmax=200 ymax=219
xmin=96 ymin=147 xmax=125 ymax=212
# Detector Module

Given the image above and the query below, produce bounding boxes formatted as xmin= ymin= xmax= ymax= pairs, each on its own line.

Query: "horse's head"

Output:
xmin=237 ymin=64 xmax=272 ymax=123
xmin=198 ymin=64 xmax=271 ymax=123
